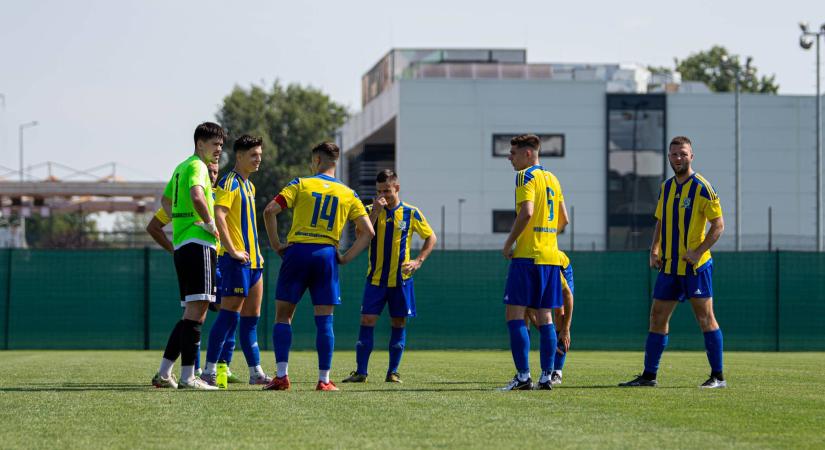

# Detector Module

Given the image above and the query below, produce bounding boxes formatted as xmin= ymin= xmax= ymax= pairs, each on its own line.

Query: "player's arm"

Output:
xmin=215 ymin=205 xmax=249 ymax=263
xmin=557 ymin=200 xmax=569 ymax=233
xmin=557 ymin=286 xmax=574 ymax=352
xmin=502 ymin=200 xmax=533 ymax=259
xmin=339 ymin=215 xmax=375 ymax=265
xmin=190 ymin=186 xmax=218 ymax=237
xmin=263 ymin=198 xmax=290 ymax=256
xmin=649 ymin=219 xmax=663 ymax=270
xmin=161 ymin=195 xmax=172 ymax=219
xmin=684 ymin=216 xmax=724 ymax=264
xmin=145 ymin=217 xmax=173 ymax=254
xmin=369 ymin=198 xmax=385 ymax=225
xmin=402 ymin=233 xmax=437 ymax=275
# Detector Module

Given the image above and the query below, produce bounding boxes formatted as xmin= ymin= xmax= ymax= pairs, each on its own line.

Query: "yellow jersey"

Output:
xmin=654 ymin=172 xmax=723 ymax=275
xmin=214 ymin=171 xmax=263 ymax=269
xmin=513 ymin=165 xmax=565 ymax=265
xmin=365 ymin=202 xmax=434 ymax=287
xmin=277 ymin=174 xmax=367 ymax=246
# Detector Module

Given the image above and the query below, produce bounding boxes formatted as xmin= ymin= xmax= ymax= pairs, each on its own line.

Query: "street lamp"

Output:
xmin=457 ymin=198 xmax=466 ymax=250
xmin=19 ymin=121 xmax=39 ymax=182
xmin=799 ymin=21 xmax=825 ymax=252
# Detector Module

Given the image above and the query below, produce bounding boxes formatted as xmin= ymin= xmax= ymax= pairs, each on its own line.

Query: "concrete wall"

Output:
xmin=396 ymin=79 xmax=606 ymax=250
xmin=667 ymin=93 xmax=818 ymax=250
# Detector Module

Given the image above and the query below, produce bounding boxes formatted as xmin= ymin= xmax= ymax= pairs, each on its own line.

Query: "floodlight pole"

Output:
xmin=799 ymin=22 xmax=824 ymax=251
xmin=734 ymin=71 xmax=741 ymax=251
xmin=19 ymin=121 xmax=38 ymax=182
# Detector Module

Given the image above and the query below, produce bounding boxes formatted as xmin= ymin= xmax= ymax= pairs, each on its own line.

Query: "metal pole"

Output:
xmin=817 ymin=36 xmax=822 ymax=251
xmin=735 ymin=74 xmax=742 ymax=251
xmin=768 ymin=206 xmax=773 ymax=251
xmin=457 ymin=199 xmax=465 ymax=250
xmin=18 ymin=125 xmax=23 ymax=182
xmin=440 ymin=205 xmax=445 ymax=251
xmin=570 ymin=205 xmax=575 ymax=251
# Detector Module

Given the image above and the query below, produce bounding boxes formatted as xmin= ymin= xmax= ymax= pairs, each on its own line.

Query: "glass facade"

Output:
xmin=606 ymin=94 xmax=666 ymax=250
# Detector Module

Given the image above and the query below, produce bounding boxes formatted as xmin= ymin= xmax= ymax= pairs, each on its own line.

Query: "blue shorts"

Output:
xmin=562 ymin=264 xmax=574 ymax=296
xmin=218 ymin=255 xmax=263 ymax=298
xmin=275 ymin=243 xmax=340 ymax=305
xmin=503 ymin=259 xmax=563 ymax=309
xmin=653 ymin=260 xmax=714 ymax=302
xmin=361 ymin=279 xmax=416 ymax=318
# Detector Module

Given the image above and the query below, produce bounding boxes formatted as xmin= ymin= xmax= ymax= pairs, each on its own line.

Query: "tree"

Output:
xmin=24 ymin=212 xmax=100 ymax=248
xmin=215 ymin=82 xmax=349 ymax=243
xmin=675 ymin=45 xmax=779 ymax=93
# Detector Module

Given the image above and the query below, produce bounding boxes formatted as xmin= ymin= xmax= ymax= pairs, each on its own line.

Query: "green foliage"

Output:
xmin=675 ymin=45 xmax=779 ymax=93
xmin=1 ymin=350 xmax=823 ymax=448
xmin=23 ymin=213 xmax=99 ymax=248
xmin=215 ymin=82 xmax=349 ymax=242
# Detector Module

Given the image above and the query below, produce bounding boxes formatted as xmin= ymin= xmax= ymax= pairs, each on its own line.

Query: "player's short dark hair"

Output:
xmin=234 ymin=134 xmax=263 ymax=153
xmin=669 ymin=136 xmax=693 ymax=148
xmin=194 ymin=122 xmax=227 ymax=145
xmin=311 ymin=142 xmax=340 ymax=162
xmin=376 ymin=169 xmax=398 ymax=184
xmin=510 ymin=134 xmax=541 ymax=151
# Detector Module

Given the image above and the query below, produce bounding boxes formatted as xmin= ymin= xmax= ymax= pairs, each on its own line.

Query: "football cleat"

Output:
xmin=152 ymin=372 xmax=178 ymax=389
xmin=199 ymin=372 xmax=217 ymax=387
xmin=385 ymin=372 xmax=402 ymax=383
xmin=263 ymin=375 xmax=291 ymax=391
xmin=341 ymin=371 xmax=368 ymax=383
xmin=178 ymin=377 xmax=219 ymax=390
xmin=550 ymin=371 xmax=563 ymax=385
xmin=227 ymin=370 xmax=243 ymax=384
xmin=618 ymin=374 xmax=658 ymax=387
xmin=499 ymin=375 xmax=533 ymax=391
xmin=699 ymin=376 xmax=727 ymax=389
xmin=249 ymin=372 xmax=273 ymax=385
xmin=315 ymin=380 xmax=340 ymax=391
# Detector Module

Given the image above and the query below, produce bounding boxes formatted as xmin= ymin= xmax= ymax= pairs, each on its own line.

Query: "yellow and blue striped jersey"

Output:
xmin=215 ymin=171 xmax=263 ymax=268
xmin=365 ymin=202 xmax=434 ymax=287
xmin=513 ymin=165 xmax=566 ymax=266
xmin=278 ymin=174 xmax=367 ymax=246
xmin=654 ymin=172 xmax=723 ymax=275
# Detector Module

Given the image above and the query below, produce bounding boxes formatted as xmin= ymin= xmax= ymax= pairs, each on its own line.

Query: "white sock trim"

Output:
xmin=319 ymin=370 xmax=330 ymax=384
xmin=276 ymin=362 xmax=288 ymax=378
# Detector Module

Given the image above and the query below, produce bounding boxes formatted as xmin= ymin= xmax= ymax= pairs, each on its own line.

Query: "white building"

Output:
xmin=339 ymin=49 xmax=820 ymax=251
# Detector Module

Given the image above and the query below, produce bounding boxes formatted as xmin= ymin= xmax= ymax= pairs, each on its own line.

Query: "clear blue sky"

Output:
xmin=1 ymin=0 xmax=822 ymax=181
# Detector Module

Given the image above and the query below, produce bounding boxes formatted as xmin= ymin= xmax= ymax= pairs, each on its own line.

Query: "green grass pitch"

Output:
xmin=1 ymin=350 xmax=823 ymax=449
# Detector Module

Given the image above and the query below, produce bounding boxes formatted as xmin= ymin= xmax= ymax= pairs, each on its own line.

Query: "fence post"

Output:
xmin=570 ymin=205 xmax=575 ymax=251
xmin=4 ymin=249 xmax=12 ymax=350
xmin=143 ymin=247 xmax=150 ymax=350
xmin=775 ymin=250 xmax=780 ymax=352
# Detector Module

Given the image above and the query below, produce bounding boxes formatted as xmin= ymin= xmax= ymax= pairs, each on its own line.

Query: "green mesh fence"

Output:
xmin=1 ymin=249 xmax=824 ymax=351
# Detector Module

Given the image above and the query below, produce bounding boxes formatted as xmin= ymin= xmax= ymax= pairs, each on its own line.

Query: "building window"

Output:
xmin=492 ymin=210 xmax=516 ymax=233
xmin=492 ymin=134 xmax=564 ymax=157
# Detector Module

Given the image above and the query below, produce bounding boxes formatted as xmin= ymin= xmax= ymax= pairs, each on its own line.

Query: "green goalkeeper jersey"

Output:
xmin=163 ymin=154 xmax=217 ymax=249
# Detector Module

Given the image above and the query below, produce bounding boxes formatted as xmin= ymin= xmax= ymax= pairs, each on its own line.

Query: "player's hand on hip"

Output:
xmin=557 ymin=329 xmax=571 ymax=353
xmin=195 ymin=220 xmax=219 ymax=238
xmin=401 ymin=259 xmax=421 ymax=275
xmin=682 ymin=249 xmax=700 ymax=265
xmin=502 ymin=245 xmax=513 ymax=259
xmin=337 ymin=252 xmax=349 ymax=265
xmin=231 ymin=250 xmax=250 ymax=264
xmin=649 ymin=251 xmax=662 ymax=270
xmin=273 ymin=242 xmax=291 ymax=258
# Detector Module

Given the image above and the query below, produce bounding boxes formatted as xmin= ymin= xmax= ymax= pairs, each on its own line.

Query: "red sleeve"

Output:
xmin=274 ymin=194 xmax=287 ymax=210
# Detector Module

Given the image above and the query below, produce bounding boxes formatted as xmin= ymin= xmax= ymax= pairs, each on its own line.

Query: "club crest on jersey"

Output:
xmin=397 ymin=220 xmax=408 ymax=231
xmin=681 ymin=198 xmax=692 ymax=209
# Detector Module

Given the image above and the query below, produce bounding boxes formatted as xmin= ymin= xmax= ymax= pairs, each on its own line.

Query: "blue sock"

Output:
xmin=539 ymin=324 xmax=557 ymax=373
xmin=315 ymin=315 xmax=334 ymax=371
xmin=273 ymin=322 xmax=292 ymax=363
xmin=388 ymin=327 xmax=406 ymax=374
xmin=206 ymin=309 xmax=239 ymax=364
xmin=643 ymin=332 xmax=669 ymax=377
xmin=239 ymin=316 xmax=261 ymax=368
xmin=219 ymin=328 xmax=236 ymax=365
xmin=355 ymin=325 xmax=375 ymax=375
xmin=554 ymin=341 xmax=567 ymax=371
xmin=195 ymin=340 xmax=201 ymax=370
xmin=704 ymin=329 xmax=724 ymax=375
xmin=507 ymin=319 xmax=530 ymax=373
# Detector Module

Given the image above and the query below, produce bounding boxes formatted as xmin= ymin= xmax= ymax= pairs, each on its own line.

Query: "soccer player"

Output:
xmin=500 ymin=134 xmax=568 ymax=391
xmin=262 ymin=142 xmax=375 ymax=391
xmin=341 ymin=169 xmax=437 ymax=384
xmin=146 ymin=161 xmax=221 ymax=377
xmin=200 ymin=135 xmax=272 ymax=386
xmin=526 ymin=250 xmax=574 ymax=386
xmin=619 ymin=136 xmax=726 ymax=389
xmin=151 ymin=122 xmax=224 ymax=390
